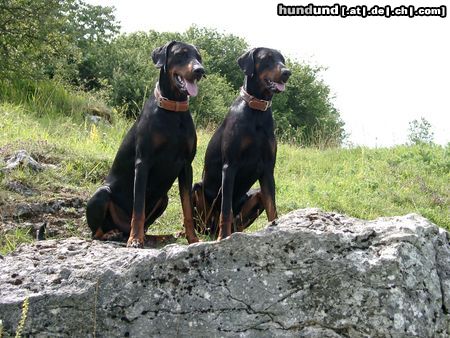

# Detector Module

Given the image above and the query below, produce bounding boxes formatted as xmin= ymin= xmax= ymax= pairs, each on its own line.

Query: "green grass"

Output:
xmin=0 ymin=78 xmax=110 ymax=121
xmin=0 ymin=80 xmax=449 ymax=253
xmin=270 ymin=143 xmax=449 ymax=227
xmin=0 ymin=228 xmax=34 ymax=255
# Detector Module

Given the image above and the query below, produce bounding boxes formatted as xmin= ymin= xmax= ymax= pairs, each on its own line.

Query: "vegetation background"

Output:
xmin=0 ymin=0 xmax=448 ymax=253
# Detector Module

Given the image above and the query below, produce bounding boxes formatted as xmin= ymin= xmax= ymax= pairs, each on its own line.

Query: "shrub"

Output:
xmin=190 ymin=74 xmax=237 ymax=128
xmin=408 ymin=117 xmax=434 ymax=145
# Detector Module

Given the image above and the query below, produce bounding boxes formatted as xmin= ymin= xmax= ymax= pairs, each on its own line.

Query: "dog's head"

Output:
xmin=238 ymin=48 xmax=291 ymax=96
xmin=152 ymin=41 xmax=205 ymax=97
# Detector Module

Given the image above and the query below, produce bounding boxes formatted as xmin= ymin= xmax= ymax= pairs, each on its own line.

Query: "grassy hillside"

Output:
xmin=0 ymin=82 xmax=448 ymax=254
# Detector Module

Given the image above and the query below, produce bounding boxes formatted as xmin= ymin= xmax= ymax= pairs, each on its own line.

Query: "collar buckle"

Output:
xmin=260 ymin=99 xmax=271 ymax=111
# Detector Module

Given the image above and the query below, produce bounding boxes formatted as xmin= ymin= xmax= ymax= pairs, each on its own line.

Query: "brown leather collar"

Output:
xmin=240 ymin=87 xmax=272 ymax=111
xmin=154 ymin=84 xmax=189 ymax=112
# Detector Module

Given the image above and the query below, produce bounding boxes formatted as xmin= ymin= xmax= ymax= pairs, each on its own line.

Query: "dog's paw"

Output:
xmin=101 ymin=229 xmax=124 ymax=241
xmin=127 ymin=238 xmax=144 ymax=249
xmin=187 ymin=236 xmax=200 ymax=244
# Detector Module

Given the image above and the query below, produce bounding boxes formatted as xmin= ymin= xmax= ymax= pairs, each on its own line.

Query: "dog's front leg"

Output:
xmin=259 ymin=167 xmax=277 ymax=223
xmin=127 ymin=157 xmax=149 ymax=248
xmin=179 ymin=164 xmax=199 ymax=244
xmin=218 ymin=163 xmax=236 ymax=240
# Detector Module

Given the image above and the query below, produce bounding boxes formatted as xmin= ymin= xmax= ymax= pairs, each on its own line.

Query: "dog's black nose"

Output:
xmin=193 ymin=66 xmax=205 ymax=78
xmin=281 ymin=69 xmax=292 ymax=82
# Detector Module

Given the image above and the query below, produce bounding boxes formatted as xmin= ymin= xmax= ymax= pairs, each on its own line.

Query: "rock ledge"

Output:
xmin=0 ymin=209 xmax=449 ymax=337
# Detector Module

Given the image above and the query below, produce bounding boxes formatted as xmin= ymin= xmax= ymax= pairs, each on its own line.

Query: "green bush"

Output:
xmin=272 ymin=62 xmax=345 ymax=147
xmin=1 ymin=0 xmax=345 ymax=147
xmin=190 ymin=74 xmax=237 ymax=128
xmin=408 ymin=117 xmax=435 ymax=145
xmin=100 ymin=31 xmax=182 ymax=117
xmin=185 ymin=26 xmax=248 ymax=90
xmin=96 ymin=28 xmax=344 ymax=146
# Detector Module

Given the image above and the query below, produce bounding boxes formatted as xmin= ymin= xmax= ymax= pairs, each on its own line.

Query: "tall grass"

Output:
xmin=0 ymin=79 xmax=131 ymax=198
xmin=271 ymin=143 xmax=449 ymax=228
xmin=277 ymin=123 xmax=345 ymax=149
xmin=0 ymin=103 xmax=130 ymax=195
xmin=0 ymin=78 xmax=110 ymax=122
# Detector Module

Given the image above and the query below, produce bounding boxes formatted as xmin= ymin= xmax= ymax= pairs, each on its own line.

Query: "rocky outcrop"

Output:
xmin=2 ymin=150 xmax=57 ymax=172
xmin=0 ymin=209 xmax=449 ymax=337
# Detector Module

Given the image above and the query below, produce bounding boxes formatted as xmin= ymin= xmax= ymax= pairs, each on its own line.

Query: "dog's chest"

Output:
xmin=241 ymin=126 xmax=275 ymax=158
xmin=152 ymin=134 xmax=194 ymax=165
xmin=146 ymin=127 xmax=195 ymax=193
xmin=150 ymin=113 xmax=195 ymax=156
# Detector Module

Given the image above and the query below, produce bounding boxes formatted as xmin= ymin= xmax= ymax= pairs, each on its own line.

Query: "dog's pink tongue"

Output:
xmin=275 ymin=82 xmax=286 ymax=92
xmin=185 ymin=80 xmax=198 ymax=97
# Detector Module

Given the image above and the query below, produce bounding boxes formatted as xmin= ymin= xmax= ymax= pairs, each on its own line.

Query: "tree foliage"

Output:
xmin=0 ymin=2 xmax=345 ymax=146
xmin=0 ymin=0 xmax=65 ymax=78
xmin=62 ymin=0 xmax=120 ymax=87
xmin=0 ymin=0 xmax=119 ymax=80
xmin=185 ymin=26 xmax=248 ymax=90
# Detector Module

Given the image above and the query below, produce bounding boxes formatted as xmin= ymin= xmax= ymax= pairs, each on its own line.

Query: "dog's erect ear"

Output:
xmin=152 ymin=40 xmax=177 ymax=70
xmin=238 ymin=48 xmax=258 ymax=77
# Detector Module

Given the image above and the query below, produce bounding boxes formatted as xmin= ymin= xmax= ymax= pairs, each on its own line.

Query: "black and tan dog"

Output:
xmin=193 ymin=47 xmax=291 ymax=240
xmin=86 ymin=41 xmax=205 ymax=248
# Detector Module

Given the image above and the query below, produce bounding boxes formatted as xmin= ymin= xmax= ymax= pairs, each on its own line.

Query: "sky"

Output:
xmin=86 ymin=0 xmax=449 ymax=147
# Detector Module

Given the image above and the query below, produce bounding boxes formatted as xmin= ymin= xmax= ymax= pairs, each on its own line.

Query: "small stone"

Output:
xmin=2 ymin=150 xmax=56 ymax=172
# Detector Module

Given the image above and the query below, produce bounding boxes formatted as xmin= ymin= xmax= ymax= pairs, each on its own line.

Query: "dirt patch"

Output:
xmin=0 ymin=196 xmax=91 ymax=241
xmin=5 ymin=180 xmax=39 ymax=197
xmin=0 ymin=194 xmax=179 ymax=249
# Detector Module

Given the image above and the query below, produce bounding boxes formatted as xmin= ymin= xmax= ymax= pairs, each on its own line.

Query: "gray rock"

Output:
xmin=0 ymin=209 xmax=449 ymax=337
xmin=2 ymin=150 xmax=57 ymax=172
xmin=86 ymin=114 xmax=103 ymax=125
